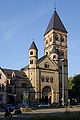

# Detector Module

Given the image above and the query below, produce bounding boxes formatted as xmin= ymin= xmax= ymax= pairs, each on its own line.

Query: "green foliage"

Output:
xmin=72 ymin=74 xmax=80 ymax=98
xmin=68 ymin=74 xmax=80 ymax=99
xmin=68 ymin=76 xmax=74 ymax=90
xmin=22 ymin=107 xmax=32 ymax=112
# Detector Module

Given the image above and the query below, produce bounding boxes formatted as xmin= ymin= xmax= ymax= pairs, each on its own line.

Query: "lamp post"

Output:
xmin=61 ymin=59 xmax=65 ymax=106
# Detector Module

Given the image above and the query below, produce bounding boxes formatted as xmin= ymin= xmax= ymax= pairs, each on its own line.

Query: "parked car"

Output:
xmin=6 ymin=104 xmax=15 ymax=112
xmin=38 ymin=103 xmax=50 ymax=108
xmin=77 ymin=103 xmax=80 ymax=107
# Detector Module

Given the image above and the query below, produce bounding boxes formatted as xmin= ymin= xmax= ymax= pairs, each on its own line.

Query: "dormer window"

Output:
xmin=30 ymin=59 xmax=33 ymax=64
xmin=12 ymin=72 xmax=15 ymax=77
xmin=61 ymin=36 xmax=64 ymax=42
xmin=23 ymin=73 xmax=27 ymax=77
xmin=30 ymin=51 xmax=33 ymax=55
xmin=44 ymin=62 xmax=49 ymax=68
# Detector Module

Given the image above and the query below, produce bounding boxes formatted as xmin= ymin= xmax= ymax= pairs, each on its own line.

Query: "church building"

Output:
xmin=22 ymin=9 xmax=68 ymax=105
xmin=0 ymin=9 xmax=68 ymax=105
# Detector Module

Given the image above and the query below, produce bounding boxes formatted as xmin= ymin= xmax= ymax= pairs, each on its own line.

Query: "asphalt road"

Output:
xmin=0 ymin=107 xmax=80 ymax=119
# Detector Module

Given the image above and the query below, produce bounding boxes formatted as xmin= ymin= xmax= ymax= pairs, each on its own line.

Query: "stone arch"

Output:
xmin=42 ymin=86 xmax=54 ymax=104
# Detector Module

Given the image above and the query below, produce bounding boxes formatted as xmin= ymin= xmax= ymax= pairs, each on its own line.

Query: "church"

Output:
xmin=22 ymin=9 xmax=68 ymax=105
xmin=0 ymin=9 xmax=68 ymax=105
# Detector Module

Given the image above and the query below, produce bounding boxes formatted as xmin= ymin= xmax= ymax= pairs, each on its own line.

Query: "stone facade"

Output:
xmin=0 ymin=68 xmax=7 ymax=104
xmin=22 ymin=9 xmax=68 ymax=105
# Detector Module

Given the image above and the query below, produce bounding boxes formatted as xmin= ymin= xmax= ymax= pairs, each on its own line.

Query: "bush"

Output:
xmin=22 ymin=107 xmax=32 ymax=112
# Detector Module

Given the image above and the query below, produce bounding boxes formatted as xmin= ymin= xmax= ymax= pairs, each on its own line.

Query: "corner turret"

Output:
xmin=29 ymin=41 xmax=38 ymax=68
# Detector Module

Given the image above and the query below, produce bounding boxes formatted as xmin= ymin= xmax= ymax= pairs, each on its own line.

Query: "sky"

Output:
xmin=0 ymin=0 xmax=80 ymax=77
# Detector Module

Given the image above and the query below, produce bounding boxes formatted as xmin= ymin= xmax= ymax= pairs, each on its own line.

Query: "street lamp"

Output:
xmin=61 ymin=58 xmax=65 ymax=106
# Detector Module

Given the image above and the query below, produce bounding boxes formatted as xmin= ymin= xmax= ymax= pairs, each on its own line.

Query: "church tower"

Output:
xmin=44 ymin=9 xmax=68 ymax=104
xmin=29 ymin=41 xmax=38 ymax=69
xmin=29 ymin=41 xmax=38 ymax=96
xmin=44 ymin=9 xmax=67 ymax=59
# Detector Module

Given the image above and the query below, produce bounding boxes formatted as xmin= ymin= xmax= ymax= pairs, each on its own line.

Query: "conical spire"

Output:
xmin=29 ymin=41 xmax=38 ymax=51
xmin=44 ymin=10 xmax=67 ymax=35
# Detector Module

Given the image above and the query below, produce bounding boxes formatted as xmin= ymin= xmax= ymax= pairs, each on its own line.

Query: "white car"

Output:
xmin=38 ymin=103 xmax=50 ymax=108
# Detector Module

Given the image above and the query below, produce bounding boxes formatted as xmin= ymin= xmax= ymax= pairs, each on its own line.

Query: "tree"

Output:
xmin=68 ymin=74 xmax=80 ymax=103
xmin=72 ymin=74 xmax=80 ymax=98
xmin=68 ymin=76 xmax=74 ymax=90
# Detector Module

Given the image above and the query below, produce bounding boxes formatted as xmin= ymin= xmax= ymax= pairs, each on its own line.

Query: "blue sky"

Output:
xmin=0 ymin=0 xmax=80 ymax=77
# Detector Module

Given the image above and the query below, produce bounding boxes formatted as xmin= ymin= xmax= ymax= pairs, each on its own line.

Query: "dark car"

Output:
xmin=6 ymin=104 xmax=15 ymax=112
xmin=0 ymin=104 xmax=6 ymax=112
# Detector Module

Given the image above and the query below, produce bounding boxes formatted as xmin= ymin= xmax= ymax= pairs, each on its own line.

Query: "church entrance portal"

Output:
xmin=42 ymin=86 xmax=52 ymax=104
xmin=45 ymin=95 xmax=48 ymax=104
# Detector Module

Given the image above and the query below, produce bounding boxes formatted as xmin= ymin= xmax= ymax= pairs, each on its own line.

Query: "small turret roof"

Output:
xmin=29 ymin=41 xmax=38 ymax=51
xmin=44 ymin=10 xmax=67 ymax=35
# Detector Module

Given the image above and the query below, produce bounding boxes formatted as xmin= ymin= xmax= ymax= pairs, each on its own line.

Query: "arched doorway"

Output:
xmin=42 ymin=86 xmax=52 ymax=104
xmin=49 ymin=96 xmax=51 ymax=104
xmin=45 ymin=95 xmax=48 ymax=104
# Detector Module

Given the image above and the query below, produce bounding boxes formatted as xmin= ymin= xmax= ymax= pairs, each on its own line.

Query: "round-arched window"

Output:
xmin=50 ymin=37 xmax=52 ymax=42
xmin=61 ymin=51 xmax=64 ymax=57
xmin=61 ymin=36 xmax=64 ymax=42
xmin=55 ymin=34 xmax=59 ymax=41
xmin=46 ymin=76 xmax=49 ymax=82
xmin=50 ymin=77 xmax=54 ymax=83
xmin=30 ymin=59 xmax=33 ymax=64
xmin=44 ymin=62 xmax=49 ymax=68
xmin=30 ymin=51 xmax=33 ymax=55
xmin=41 ymin=76 xmax=45 ymax=82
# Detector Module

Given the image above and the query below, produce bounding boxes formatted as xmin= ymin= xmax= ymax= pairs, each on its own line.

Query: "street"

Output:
xmin=0 ymin=107 xmax=80 ymax=119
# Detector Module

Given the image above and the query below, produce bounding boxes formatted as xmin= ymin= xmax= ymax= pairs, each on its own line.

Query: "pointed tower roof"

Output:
xmin=44 ymin=10 xmax=67 ymax=35
xmin=29 ymin=41 xmax=38 ymax=51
